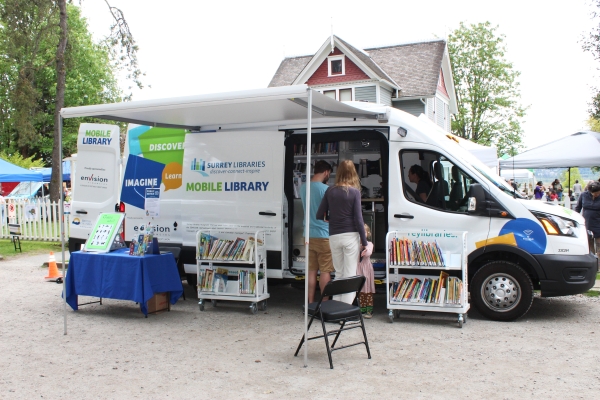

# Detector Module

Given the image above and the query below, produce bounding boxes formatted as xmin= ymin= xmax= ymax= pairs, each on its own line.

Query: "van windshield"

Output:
xmin=472 ymin=165 xmax=526 ymax=199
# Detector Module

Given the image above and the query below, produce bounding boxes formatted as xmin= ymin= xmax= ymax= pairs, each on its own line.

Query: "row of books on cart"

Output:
xmin=389 ymin=237 xmax=446 ymax=266
xmin=293 ymin=142 xmax=338 ymax=155
xmin=198 ymin=267 xmax=264 ymax=294
xmin=389 ymin=271 xmax=463 ymax=305
xmin=197 ymin=233 xmax=261 ymax=261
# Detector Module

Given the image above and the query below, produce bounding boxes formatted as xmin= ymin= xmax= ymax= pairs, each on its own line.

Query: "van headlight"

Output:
xmin=531 ymin=212 xmax=577 ymax=236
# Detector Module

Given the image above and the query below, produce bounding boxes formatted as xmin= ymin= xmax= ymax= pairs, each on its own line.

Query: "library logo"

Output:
xmin=522 ymin=229 xmax=535 ymax=241
xmin=191 ymin=158 xmax=209 ymax=177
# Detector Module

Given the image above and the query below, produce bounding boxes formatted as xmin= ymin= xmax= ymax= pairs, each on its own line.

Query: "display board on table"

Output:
xmin=83 ymin=213 xmax=125 ymax=253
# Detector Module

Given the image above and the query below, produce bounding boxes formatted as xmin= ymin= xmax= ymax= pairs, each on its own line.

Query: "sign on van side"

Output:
xmin=82 ymin=130 xmax=113 ymax=145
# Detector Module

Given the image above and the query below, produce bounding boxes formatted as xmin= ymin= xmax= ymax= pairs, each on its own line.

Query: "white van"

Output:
xmin=65 ymin=86 xmax=597 ymax=321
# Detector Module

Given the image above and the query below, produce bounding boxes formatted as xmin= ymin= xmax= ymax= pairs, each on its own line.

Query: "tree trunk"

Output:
xmin=51 ymin=0 xmax=67 ymax=203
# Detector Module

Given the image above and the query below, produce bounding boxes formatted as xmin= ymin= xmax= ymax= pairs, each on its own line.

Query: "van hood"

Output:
xmin=519 ymin=199 xmax=584 ymax=223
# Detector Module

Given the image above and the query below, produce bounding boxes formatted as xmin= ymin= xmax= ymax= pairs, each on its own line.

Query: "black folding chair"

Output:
xmin=159 ymin=246 xmax=185 ymax=300
xmin=294 ymin=275 xmax=371 ymax=369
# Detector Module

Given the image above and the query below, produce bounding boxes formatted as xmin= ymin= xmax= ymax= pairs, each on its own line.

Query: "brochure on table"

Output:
xmin=84 ymin=213 xmax=125 ymax=253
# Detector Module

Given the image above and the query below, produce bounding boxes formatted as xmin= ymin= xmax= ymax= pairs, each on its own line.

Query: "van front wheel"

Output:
xmin=471 ymin=261 xmax=533 ymax=321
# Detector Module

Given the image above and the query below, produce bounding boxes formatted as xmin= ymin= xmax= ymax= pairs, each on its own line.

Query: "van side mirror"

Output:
xmin=467 ymin=183 xmax=487 ymax=215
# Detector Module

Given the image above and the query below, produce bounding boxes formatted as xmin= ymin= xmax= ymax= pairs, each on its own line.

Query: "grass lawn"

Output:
xmin=0 ymin=239 xmax=65 ymax=259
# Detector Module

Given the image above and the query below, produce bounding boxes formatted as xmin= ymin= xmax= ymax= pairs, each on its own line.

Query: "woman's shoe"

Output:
xmin=363 ymin=312 xmax=373 ymax=319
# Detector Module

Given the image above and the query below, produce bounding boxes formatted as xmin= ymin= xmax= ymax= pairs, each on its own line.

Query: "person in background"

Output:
xmin=0 ymin=192 xmax=5 ymax=224
xmin=552 ymin=179 xmax=563 ymax=201
xmin=575 ymin=181 xmax=600 ymax=260
xmin=534 ymin=181 xmax=545 ymax=200
xmin=549 ymin=190 xmax=558 ymax=201
xmin=299 ymin=160 xmax=334 ymax=304
xmin=357 ymin=224 xmax=375 ymax=318
xmin=573 ymin=180 xmax=582 ymax=201
xmin=316 ymin=159 xmax=367 ymax=304
xmin=408 ymin=164 xmax=432 ymax=204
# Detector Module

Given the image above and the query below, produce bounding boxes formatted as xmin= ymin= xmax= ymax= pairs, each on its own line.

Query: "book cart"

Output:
xmin=386 ymin=230 xmax=469 ymax=328
xmin=196 ymin=229 xmax=269 ymax=314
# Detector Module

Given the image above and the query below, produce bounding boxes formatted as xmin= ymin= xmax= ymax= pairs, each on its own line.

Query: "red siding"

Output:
xmin=437 ymin=69 xmax=449 ymax=98
xmin=306 ymin=48 xmax=370 ymax=85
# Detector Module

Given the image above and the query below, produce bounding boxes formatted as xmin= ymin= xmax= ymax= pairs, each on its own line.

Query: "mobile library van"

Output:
xmin=62 ymin=85 xmax=597 ymax=321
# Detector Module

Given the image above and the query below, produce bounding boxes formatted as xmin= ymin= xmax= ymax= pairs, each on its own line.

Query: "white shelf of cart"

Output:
xmin=196 ymin=229 xmax=269 ymax=314
xmin=386 ymin=230 xmax=469 ymax=327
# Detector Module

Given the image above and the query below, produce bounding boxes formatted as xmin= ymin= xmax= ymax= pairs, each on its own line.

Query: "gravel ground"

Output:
xmin=1 ymin=252 xmax=599 ymax=399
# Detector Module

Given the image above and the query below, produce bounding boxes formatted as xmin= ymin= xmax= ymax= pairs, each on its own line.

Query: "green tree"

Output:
xmin=0 ymin=1 xmax=142 ymax=201
xmin=0 ymin=152 xmax=44 ymax=169
xmin=448 ymin=22 xmax=527 ymax=156
xmin=0 ymin=1 xmax=121 ymax=159
xmin=559 ymin=167 xmax=584 ymax=191
xmin=583 ymin=1 xmax=600 ymax=133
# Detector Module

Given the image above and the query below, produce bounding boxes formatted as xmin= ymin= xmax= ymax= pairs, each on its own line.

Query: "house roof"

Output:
xmin=365 ymin=40 xmax=446 ymax=97
xmin=268 ymin=37 xmax=448 ymax=98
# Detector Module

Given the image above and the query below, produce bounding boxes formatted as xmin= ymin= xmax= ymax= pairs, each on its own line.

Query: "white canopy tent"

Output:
xmin=58 ymin=85 xmax=384 ymax=365
xmin=500 ymin=168 xmax=534 ymax=182
xmin=499 ymin=131 xmax=600 ymax=169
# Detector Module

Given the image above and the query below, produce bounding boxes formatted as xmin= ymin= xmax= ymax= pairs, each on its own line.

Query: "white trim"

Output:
xmin=392 ymin=95 xmax=436 ymax=101
xmin=310 ymin=80 xmax=376 ymax=89
xmin=375 ymin=83 xmax=381 ymax=104
xmin=327 ymin=55 xmax=345 ymax=77
xmin=440 ymin=45 xmax=458 ymax=114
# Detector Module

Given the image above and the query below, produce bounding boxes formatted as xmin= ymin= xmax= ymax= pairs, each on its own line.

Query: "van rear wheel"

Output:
xmin=471 ymin=261 xmax=533 ymax=321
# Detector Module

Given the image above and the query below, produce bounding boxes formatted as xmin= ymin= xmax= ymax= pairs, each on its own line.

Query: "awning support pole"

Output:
xmin=59 ymin=115 xmax=67 ymax=335
xmin=303 ymin=89 xmax=313 ymax=367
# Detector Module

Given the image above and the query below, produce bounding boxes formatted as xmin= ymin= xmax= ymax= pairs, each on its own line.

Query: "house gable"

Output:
xmin=267 ymin=36 xmax=458 ymax=121
xmin=306 ymin=47 xmax=370 ymax=85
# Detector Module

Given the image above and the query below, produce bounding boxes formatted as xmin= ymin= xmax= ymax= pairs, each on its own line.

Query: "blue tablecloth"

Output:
xmin=65 ymin=248 xmax=183 ymax=315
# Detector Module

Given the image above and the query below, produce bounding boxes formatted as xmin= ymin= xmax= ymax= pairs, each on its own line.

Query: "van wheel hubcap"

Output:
xmin=481 ymin=273 xmax=521 ymax=312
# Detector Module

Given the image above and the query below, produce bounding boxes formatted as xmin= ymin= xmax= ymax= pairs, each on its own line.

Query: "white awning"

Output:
xmin=60 ymin=85 xmax=384 ymax=129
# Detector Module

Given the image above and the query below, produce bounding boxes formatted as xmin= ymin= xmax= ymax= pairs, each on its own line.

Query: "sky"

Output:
xmin=79 ymin=0 xmax=598 ymax=150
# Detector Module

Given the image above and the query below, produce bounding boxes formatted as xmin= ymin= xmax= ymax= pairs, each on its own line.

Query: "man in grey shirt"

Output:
xmin=573 ymin=180 xmax=582 ymax=200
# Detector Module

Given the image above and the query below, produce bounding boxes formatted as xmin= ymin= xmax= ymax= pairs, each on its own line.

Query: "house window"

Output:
xmin=321 ymin=88 xmax=353 ymax=101
xmin=323 ymin=90 xmax=336 ymax=99
xmin=339 ymin=88 xmax=352 ymax=101
xmin=328 ymin=55 xmax=345 ymax=76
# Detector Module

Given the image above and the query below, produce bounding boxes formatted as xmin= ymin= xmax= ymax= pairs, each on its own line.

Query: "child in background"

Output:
xmin=357 ymin=224 xmax=375 ymax=318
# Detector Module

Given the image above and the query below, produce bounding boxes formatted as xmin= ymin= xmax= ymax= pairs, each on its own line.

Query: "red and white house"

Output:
xmin=269 ymin=35 xmax=457 ymax=132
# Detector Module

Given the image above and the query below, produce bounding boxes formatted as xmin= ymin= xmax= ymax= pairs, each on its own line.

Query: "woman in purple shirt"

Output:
xmin=316 ymin=160 xmax=368 ymax=304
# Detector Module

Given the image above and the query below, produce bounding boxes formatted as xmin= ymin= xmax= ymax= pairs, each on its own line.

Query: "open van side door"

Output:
xmin=69 ymin=124 xmax=121 ymax=251
xmin=180 ymin=130 xmax=285 ymax=277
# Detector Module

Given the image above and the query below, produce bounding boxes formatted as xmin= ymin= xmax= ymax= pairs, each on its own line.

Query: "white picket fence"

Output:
xmin=0 ymin=199 xmax=71 ymax=241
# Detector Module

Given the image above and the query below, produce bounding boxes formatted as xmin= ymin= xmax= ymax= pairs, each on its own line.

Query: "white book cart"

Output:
xmin=196 ymin=229 xmax=269 ymax=314
xmin=386 ymin=230 xmax=469 ymax=328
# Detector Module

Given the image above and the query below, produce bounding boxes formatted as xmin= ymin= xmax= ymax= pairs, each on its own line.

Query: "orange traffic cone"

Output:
xmin=45 ymin=252 xmax=63 ymax=282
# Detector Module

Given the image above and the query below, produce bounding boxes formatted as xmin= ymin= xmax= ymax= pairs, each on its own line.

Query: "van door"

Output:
xmin=387 ymin=144 xmax=491 ymax=253
xmin=120 ymin=125 xmax=187 ymax=246
xmin=180 ymin=130 xmax=285 ymax=278
xmin=69 ymin=123 xmax=121 ymax=252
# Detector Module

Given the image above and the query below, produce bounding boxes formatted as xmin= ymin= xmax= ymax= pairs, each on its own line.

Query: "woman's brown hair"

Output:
xmin=335 ymin=160 xmax=361 ymax=191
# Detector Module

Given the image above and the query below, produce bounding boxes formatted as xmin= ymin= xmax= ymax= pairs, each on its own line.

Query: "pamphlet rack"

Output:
xmin=196 ymin=229 xmax=269 ymax=314
xmin=386 ymin=230 xmax=469 ymax=327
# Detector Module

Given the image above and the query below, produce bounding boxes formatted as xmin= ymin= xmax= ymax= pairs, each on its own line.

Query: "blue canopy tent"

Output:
xmin=0 ymin=158 xmax=43 ymax=182
xmin=36 ymin=161 xmax=71 ymax=182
